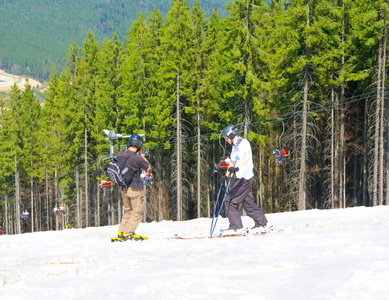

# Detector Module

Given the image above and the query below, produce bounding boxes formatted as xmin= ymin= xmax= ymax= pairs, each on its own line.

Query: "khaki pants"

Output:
xmin=118 ymin=187 xmax=144 ymax=234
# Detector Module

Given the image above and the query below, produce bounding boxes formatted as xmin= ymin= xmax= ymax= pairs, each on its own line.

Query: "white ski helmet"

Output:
xmin=222 ymin=125 xmax=238 ymax=140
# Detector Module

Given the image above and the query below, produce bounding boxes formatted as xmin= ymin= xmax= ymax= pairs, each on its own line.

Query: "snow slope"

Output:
xmin=1 ymin=206 xmax=389 ymax=300
xmin=0 ymin=69 xmax=42 ymax=92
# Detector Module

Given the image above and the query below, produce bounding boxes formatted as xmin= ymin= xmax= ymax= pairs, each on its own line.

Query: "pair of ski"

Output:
xmin=170 ymin=227 xmax=272 ymax=240
xmin=110 ymin=229 xmax=271 ymax=241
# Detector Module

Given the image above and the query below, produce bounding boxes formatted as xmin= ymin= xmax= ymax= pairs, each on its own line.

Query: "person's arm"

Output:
xmin=138 ymin=149 xmax=151 ymax=171
xmin=225 ymin=160 xmax=235 ymax=178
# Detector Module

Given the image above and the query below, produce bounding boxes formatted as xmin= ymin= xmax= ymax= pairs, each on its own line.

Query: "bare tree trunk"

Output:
xmin=267 ymin=157 xmax=273 ymax=212
xmin=373 ymin=31 xmax=382 ymax=207
xmin=334 ymin=92 xmax=340 ymax=208
xmin=197 ymin=100 xmax=201 ymax=218
xmin=340 ymin=85 xmax=345 ymax=208
xmin=206 ymin=182 xmax=210 ymax=218
xmin=46 ymin=164 xmax=50 ymax=230
xmin=384 ymin=16 xmax=389 ymax=206
xmin=243 ymin=95 xmax=249 ymax=139
xmin=331 ymin=87 xmax=335 ymax=209
xmin=298 ymin=65 xmax=308 ymax=211
xmin=84 ymin=120 xmax=89 ymax=226
xmin=95 ymin=188 xmax=100 ymax=227
xmin=258 ymin=146 xmax=264 ymax=207
xmin=55 ymin=168 xmax=58 ymax=231
xmin=61 ymin=188 xmax=65 ymax=230
xmin=340 ymin=0 xmax=346 ymax=209
xmin=5 ymin=188 xmax=8 ymax=234
xmin=111 ymin=186 xmax=114 ymax=225
xmin=379 ymin=13 xmax=386 ymax=206
xmin=353 ymin=109 xmax=359 ymax=207
xmin=102 ymin=188 xmax=106 ymax=225
xmin=298 ymin=0 xmax=310 ymax=211
xmin=108 ymin=186 xmax=113 ymax=225
xmin=363 ymin=99 xmax=368 ymax=206
xmin=76 ymin=166 xmax=80 ymax=228
xmin=387 ymin=122 xmax=389 ymax=205
xmin=379 ymin=88 xmax=384 ymax=206
xmin=15 ymin=153 xmax=21 ymax=234
xmin=30 ymin=159 xmax=34 ymax=232
xmin=176 ymin=70 xmax=182 ymax=221
xmin=157 ymin=152 xmax=163 ymax=221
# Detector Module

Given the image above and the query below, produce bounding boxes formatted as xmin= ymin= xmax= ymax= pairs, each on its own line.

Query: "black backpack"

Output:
xmin=107 ymin=150 xmax=135 ymax=188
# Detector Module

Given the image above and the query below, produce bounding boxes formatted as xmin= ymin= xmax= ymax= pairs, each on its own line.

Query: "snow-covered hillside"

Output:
xmin=1 ymin=206 xmax=389 ymax=300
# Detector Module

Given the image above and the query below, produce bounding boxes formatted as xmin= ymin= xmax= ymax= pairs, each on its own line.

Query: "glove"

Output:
xmin=220 ymin=175 xmax=227 ymax=184
xmin=228 ymin=167 xmax=239 ymax=173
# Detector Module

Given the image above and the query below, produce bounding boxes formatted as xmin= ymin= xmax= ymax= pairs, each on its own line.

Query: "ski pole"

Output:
xmin=210 ymin=184 xmax=223 ymax=236
xmin=210 ymin=175 xmax=233 ymax=237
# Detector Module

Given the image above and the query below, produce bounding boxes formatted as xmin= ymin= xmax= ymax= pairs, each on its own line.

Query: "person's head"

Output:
xmin=127 ymin=134 xmax=143 ymax=152
xmin=222 ymin=125 xmax=239 ymax=145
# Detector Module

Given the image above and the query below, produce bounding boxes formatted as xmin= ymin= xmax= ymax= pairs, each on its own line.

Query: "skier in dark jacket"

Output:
xmin=116 ymin=134 xmax=150 ymax=241
xmin=220 ymin=125 xmax=270 ymax=235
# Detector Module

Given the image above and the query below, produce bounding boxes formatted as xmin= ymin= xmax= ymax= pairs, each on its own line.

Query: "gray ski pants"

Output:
xmin=224 ymin=177 xmax=267 ymax=229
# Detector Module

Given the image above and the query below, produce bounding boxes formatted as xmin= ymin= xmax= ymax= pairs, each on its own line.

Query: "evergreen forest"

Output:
xmin=0 ymin=0 xmax=228 ymax=80
xmin=0 ymin=0 xmax=388 ymax=235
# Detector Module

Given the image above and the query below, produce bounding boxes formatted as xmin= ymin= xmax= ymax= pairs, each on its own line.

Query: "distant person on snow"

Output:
xmin=220 ymin=125 xmax=270 ymax=235
xmin=116 ymin=134 xmax=150 ymax=241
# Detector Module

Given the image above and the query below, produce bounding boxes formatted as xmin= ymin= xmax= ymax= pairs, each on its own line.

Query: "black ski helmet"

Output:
xmin=127 ymin=134 xmax=143 ymax=150
xmin=222 ymin=125 xmax=238 ymax=140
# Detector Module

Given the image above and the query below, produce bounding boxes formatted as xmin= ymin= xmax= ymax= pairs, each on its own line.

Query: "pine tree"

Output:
xmin=143 ymin=7 xmax=170 ymax=221
xmin=5 ymin=84 xmax=24 ymax=233
xmin=160 ymin=0 xmax=195 ymax=220
xmin=77 ymin=30 xmax=100 ymax=226
xmin=119 ymin=13 xmax=148 ymax=134
xmin=0 ymin=93 xmax=14 ymax=233
xmin=40 ymin=71 xmax=62 ymax=230
xmin=350 ymin=0 xmax=388 ymax=207
xmin=188 ymin=0 xmax=207 ymax=218
xmin=95 ymin=33 xmax=124 ymax=154
xmin=20 ymin=82 xmax=41 ymax=232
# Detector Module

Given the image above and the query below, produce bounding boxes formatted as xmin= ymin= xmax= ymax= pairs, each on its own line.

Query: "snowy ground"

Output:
xmin=0 ymin=69 xmax=41 ymax=92
xmin=1 ymin=206 xmax=389 ymax=300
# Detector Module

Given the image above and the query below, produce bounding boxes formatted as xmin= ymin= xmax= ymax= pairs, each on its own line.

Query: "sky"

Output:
xmin=1 ymin=205 xmax=389 ymax=300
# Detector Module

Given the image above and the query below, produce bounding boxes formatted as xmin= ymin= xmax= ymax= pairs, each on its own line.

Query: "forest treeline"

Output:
xmin=0 ymin=0 xmax=388 ymax=235
xmin=0 ymin=0 xmax=228 ymax=80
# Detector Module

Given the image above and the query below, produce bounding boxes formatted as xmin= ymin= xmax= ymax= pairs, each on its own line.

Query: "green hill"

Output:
xmin=0 ymin=0 xmax=229 ymax=81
